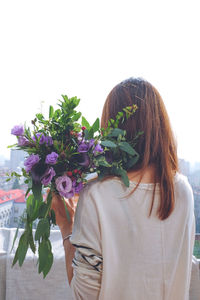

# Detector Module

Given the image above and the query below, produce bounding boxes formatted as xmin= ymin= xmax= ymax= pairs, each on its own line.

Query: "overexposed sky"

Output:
xmin=0 ymin=0 xmax=200 ymax=162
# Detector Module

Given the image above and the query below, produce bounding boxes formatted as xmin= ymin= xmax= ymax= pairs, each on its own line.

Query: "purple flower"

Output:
xmin=11 ymin=125 xmax=24 ymax=136
xmin=88 ymin=139 xmax=95 ymax=148
xmin=32 ymin=133 xmax=46 ymax=144
xmin=55 ymin=175 xmax=74 ymax=198
xmin=31 ymin=163 xmax=47 ymax=183
xmin=93 ymin=144 xmax=103 ymax=156
xmin=78 ymin=142 xmax=89 ymax=153
xmin=75 ymin=182 xmax=83 ymax=193
xmin=45 ymin=152 xmax=58 ymax=164
xmin=41 ymin=167 xmax=56 ymax=186
xmin=78 ymin=153 xmax=90 ymax=168
xmin=72 ymin=180 xmax=77 ymax=187
xmin=77 ymin=132 xmax=83 ymax=143
xmin=18 ymin=136 xmax=30 ymax=146
xmin=45 ymin=136 xmax=53 ymax=146
xmin=24 ymin=154 xmax=40 ymax=172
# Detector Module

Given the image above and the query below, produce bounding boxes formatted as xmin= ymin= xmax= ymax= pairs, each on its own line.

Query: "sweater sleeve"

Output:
xmin=70 ymin=184 xmax=103 ymax=300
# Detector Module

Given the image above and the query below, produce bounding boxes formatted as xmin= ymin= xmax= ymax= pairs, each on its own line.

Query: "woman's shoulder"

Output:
xmin=80 ymin=175 xmax=126 ymax=199
xmin=174 ymin=172 xmax=193 ymax=193
xmin=174 ymin=172 xmax=194 ymax=207
xmin=80 ymin=172 xmax=193 ymax=198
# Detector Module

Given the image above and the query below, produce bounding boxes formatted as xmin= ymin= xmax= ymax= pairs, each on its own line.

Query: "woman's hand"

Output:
xmin=51 ymin=192 xmax=77 ymax=238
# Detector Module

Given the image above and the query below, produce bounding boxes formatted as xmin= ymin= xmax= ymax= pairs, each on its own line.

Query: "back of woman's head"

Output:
xmin=101 ymin=77 xmax=179 ymax=220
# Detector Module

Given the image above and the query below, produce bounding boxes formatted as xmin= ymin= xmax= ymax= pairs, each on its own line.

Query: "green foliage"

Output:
xmin=49 ymin=105 xmax=54 ymax=118
xmin=112 ymin=167 xmax=129 ymax=187
xmin=193 ymin=240 xmax=200 ymax=259
xmin=38 ymin=238 xmax=53 ymax=278
xmin=98 ymin=116 xmax=140 ymax=187
xmin=82 ymin=116 xmax=90 ymax=129
xmin=82 ymin=117 xmax=100 ymax=139
xmin=35 ymin=218 xmax=50 ymax=241
xmin=62 ymin=197 xmax=70 ymax=222
xmin=101 ymin=140 xmax=117 ymax=148
xmin=118 ymin=142 xmax=137 ymax=156
xmin=92 ymin=118 xmax=100 ymax=133
xmin=12 ymin=232 xmax=29 ymax=267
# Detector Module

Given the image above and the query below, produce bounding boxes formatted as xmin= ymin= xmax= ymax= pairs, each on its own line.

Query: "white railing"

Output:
xmin=0 ymin=228 xmax=200 ymax=300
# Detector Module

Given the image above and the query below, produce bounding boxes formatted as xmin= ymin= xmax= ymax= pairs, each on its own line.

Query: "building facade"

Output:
xmin=0 ymin=189 xmax=26 ymax=227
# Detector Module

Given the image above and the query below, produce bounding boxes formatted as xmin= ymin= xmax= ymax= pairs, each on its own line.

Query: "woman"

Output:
xmin=52 ymin=78 xmax=195 ymax=300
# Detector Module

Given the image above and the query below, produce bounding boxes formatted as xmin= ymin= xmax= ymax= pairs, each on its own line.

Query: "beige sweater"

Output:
xmin=70 ymin=173 xmax=195 ymax=300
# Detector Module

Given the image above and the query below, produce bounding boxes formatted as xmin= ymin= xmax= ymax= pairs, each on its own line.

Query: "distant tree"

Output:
xmin=12 ymin=178 xmax=20 ymax=189
xmin=196 ymin=218 xmax=200 ymax=233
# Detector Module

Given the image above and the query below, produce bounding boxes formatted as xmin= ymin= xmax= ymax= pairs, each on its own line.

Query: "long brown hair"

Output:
xmin=101 ymin=78 xmax=178 ymax=220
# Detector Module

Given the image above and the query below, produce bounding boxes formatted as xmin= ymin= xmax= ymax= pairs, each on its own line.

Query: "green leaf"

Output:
xmin=18 ymin=232 xmax=29 ymax=266
xmin=38 ymin=191 xmax=52 ymax=219
xmin=7 ymin=143 xmax=18 ymax=149
xmin=26 ymin=194 xmax=34 ymax=216
xmin=82 ymin=116 xmax=90 ymax=129
xmin=38 ymin=239 xmax=53 ymax=277
xmin=72 ymin=112 xmax=81 ymax=122
xmin=125 ymin=155 xmax=139 ymax=169
xmin=91 ymin=118 xmax=100 ymax=133
xmin=22 ymin=168 xmax=28 ymax=177
xmin=38 ymin=239 xmax=49 ymax=273
xmin=26 ymin=223 xmax=36 ymax=254
xmin=84 ymin=129 xmax=89 ymax=140
xmin=101 ymin=140 xmax=117 ymax=148
xmin=36 ymin=113 xmax=44 ymax=121
xmin=95 ymin=156 xmax=111 ymax=167
xmin=62 ymin=198 xmax=70 ymax=222
xmin=98 ymin=160 xmax=112 ymax=167
xmin=108 ymin=128 xmax=125 ymax=138
xmin=10 ymin=226 xmax=19 ymax=253
xmin=35 ymin=218 xmax=50 ymax=241
xmin=28 ymin=231 xmax=36 ymax=254
xmin=11 ymin=171 xmax=21 ymax=178
xmin=54 ymin=109 xmax=61 ymax=119
xmin=43 ymin=252 xmax=53 ymax=278
xmin=26 ymin=193 xmax=40 ymax=222
xmin=112 ymin=167 xmax=130 ymax=187
xmin=25 ymin=188 xmax=31 ymax=197
xmin=38 ymin=203 xmax=48 ymax=218
xmin=88 ymin=127 xmax=94 ymax=139
xmin=46 ymin=191 xmax=52 ymax=214
xmin=49 ymin=105 xmax=54 ymax=118
xmin=119 ymin=142 xmax=137 ymax=156
xmin=12 ymin=246 xmax=19 ymax=267
xmin=32 ymin=182 xmax=42 ymax=202
xmin=50 ymin=209 xmax=56 ymax=225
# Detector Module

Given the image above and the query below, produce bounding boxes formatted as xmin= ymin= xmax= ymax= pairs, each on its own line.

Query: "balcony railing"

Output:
xmin=0 ymin=228 xmax=200 ymax=300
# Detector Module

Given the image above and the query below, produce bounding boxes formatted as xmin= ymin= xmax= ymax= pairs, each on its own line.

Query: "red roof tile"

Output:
xmin=0 ymin=189 xmax=25 ymax=204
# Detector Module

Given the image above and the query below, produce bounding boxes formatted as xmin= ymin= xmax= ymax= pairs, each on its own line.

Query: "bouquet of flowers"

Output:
xmin=9 ymin=95 xmax=140 ymax=277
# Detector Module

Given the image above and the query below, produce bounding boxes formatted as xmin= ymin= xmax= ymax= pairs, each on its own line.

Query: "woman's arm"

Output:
xmin=51 ymin=188 xmax=102 ymax=298
xmin=51 ymin=194 xmax=76 ymax=285
xmin=62 ymin=234 xmax=75 ymax=285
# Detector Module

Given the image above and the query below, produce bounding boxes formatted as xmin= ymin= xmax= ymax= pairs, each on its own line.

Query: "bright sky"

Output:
xmin=0 ymin=0 xmax=200 ymax=162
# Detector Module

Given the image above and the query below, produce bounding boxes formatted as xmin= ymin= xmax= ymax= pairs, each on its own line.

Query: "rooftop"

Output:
xmin=0 ymin=189 xmax=25 ymax=204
